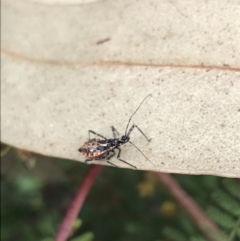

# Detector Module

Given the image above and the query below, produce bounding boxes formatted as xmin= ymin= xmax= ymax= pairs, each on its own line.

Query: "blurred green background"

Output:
xmin=1 ymin=143 xmax=240 ymax=241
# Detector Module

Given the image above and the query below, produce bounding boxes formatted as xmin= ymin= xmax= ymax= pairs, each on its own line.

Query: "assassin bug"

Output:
xmin=78 ymin=94 xmax=154 ymax=168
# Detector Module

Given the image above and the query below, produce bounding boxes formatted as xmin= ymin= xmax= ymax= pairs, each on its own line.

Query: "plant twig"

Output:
xmin=55 ymin=165 xmax=103 ymax=241
xmin=155 ymin=173 xmax=226 ymax=241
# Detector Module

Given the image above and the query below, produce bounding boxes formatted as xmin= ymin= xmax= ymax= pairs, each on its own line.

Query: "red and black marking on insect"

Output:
xmin=78 ymin=94 xmax=154 ymax=168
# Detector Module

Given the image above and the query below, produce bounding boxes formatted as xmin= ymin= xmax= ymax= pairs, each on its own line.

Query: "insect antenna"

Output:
xmin=125 ymin=94 xmax=152 ymax=135
xmin=129 ymin=140 xmax=155 ymax=166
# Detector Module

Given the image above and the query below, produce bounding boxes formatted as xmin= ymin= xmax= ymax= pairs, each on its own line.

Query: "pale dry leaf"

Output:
xmin=1 ymin=0 xmax=240 ymax=177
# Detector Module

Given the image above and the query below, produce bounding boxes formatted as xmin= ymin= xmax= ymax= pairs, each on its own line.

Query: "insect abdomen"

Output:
xmin=79 ymin=139 xmax=108 ymax=159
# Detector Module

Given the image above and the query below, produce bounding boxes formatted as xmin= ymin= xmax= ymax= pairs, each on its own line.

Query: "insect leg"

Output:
xmin=126 ymin=125 xmax=151 ymax=142
xmin=111 ymin=126 xmax=120 ymax=139
xmin=116 ymin=148 xmax=137 ymax=169
xmin=85 ymin=158 xmax=94 ymax=164
xmin=105 ymin=150 xmax=118 ymax=167
xmin=129 ymin=141 xmax=155 ymax=166
xmin=88 ymin=130 xmax=107 ymax=140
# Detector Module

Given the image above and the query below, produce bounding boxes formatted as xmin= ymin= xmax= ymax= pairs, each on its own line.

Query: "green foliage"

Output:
xmin=208 ymin=206 xmax=237 ymax=229
xmin=1 ymin=143 xmax=11 ymax=157
xmin=155 ymin=177 xmax=240 ymax=241
xmin=207 ymin=179 xmax=240 ymax=241
xmin=190 ymin=237 xmax=207 ymax=241
xmin=222 ymin=179 xmax=240 ymax=202
xmin=1 ymin=144 xmax=240 ymax=241
xmin=211 ymin=190 xmax=240 ymax=217
xmin=163 ymin=227 xmax=187 ymax=241
xmin=70 ymin=232 xmax=94 ymax=241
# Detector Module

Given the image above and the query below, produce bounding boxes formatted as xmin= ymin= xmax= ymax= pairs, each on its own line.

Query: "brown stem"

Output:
xmin=55 ymin=165 xmax=103 ymax=241
xmin=155 ymin=173 xmax=226 ymax=241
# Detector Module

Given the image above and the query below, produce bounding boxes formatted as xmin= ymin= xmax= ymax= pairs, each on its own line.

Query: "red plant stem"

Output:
xmin=155 ymin=173 xmax=223 ymax=241
xmin=55 ymin=165 xmax=103 ymax=241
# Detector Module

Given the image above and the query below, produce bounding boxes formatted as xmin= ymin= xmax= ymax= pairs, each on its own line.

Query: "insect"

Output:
xmin=78 ymin=94 xmax=154 ymax=168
